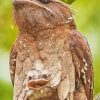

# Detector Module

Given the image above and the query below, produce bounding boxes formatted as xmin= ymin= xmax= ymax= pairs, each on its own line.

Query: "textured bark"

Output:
xmin=10 ymin=0 xmax=93 ymax=100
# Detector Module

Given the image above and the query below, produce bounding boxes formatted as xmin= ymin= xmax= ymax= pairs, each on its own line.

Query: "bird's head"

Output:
xmin=13 ymin=0 xmax=74 ymax=34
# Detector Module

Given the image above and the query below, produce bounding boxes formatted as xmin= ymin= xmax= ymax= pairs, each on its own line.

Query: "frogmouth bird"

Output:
xmin=10 ymin=0 xmax=93 ymax=100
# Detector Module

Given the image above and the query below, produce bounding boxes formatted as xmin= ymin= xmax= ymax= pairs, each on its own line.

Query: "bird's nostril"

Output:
xmin=38 ymin=0 xmax=50 ymax=4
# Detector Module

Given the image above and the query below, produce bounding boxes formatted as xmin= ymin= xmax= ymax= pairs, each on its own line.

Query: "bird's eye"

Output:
xmin=42 ymin=74 xmax=48 ymax=78
xmin=28 ymin=76 xmax=32 ymax=80
xmin=38 ymin=0 xmax=50 ymax=4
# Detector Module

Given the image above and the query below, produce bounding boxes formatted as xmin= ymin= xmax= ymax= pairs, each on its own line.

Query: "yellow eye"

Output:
xmin=38 ymin=0 xmax=50 ymax=4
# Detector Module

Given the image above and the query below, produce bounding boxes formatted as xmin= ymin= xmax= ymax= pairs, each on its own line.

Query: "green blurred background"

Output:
xmin=0 ymin=0 xmax=100 ymax=99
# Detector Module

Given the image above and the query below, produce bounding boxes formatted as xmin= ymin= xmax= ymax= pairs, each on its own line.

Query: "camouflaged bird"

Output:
xmin=10 ymin=0 xmax=93 ymax=100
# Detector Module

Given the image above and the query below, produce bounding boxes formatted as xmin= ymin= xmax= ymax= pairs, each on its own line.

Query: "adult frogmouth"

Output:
xmin=10 ymin=0 xmax=93 ymax=100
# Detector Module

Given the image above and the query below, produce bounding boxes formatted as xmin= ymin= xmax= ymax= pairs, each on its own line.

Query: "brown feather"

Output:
xmin=70 ymin=30 xmax=93 ymax=100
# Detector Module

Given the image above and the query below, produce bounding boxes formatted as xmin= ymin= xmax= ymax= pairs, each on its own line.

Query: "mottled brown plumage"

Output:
xmin=10 ymin=0 xmax=93 ymax=100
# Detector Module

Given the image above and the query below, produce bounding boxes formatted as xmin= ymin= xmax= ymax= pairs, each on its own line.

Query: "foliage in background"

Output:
xmin=0 ymin=81 xmax=13 ymax=100
xmin=0 ymin=0 xmax=100 ymax=99
xmin=0 ymin=0 xmax=17 ymax=51
xmin=62 ymin=0 xmax=76 ymax=4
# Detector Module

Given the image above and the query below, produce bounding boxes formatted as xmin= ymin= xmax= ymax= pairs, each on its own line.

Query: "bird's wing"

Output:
xmin=69 ymin=30 xmax=93 ymax=100
xmin=9 ymin=44 xmax=17 ymax=85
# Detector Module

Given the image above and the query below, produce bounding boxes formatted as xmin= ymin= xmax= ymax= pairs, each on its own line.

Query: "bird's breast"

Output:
xmin=14 ymin=25 xmax=74 ymax=99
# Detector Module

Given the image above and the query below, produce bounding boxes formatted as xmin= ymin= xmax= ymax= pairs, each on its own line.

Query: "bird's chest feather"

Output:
xmin=14 ymin=26 xmax=75 ymax=99
xmin=15 ymin=25 xmax=71 ymax=76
